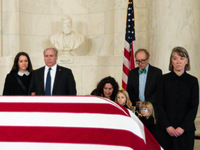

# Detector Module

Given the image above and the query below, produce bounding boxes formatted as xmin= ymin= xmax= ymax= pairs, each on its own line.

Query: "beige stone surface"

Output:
xmin=2 ymin=0 xmax=19 ymax=12
xmin=194 ymin=139 xmax=200 ymax=150
xmin=2 ymin=12 xmax=19 ymax=35
xmin=2 ymin=35 xmax=19 ymax=56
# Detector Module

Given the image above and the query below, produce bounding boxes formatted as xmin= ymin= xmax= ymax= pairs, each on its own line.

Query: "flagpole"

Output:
xmin=122 ymin=0 xmax=136 ymax=90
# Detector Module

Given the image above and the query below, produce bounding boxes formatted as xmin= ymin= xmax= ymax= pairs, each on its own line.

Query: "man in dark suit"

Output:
xmin=29 ymin=47 xmax=76 ymax=95
xmin=127 ymin=49 xmax=162 ymax=107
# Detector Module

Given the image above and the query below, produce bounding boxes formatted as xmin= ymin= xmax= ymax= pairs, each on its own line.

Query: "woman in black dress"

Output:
xmin=156 ymin=47 xmax=199 ymax=150
xmin=3 ymin=52 xmax=33 ymax=95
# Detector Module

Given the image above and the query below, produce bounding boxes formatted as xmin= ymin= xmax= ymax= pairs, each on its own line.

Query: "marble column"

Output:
xmin=1 ymin=0 xmax=19 ymax=57
xmin=148 ymin=0 xmax=200 ymax=135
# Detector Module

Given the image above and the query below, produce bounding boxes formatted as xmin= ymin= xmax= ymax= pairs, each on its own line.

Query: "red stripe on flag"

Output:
xmin=122 ymin=81 xmax=127 ymax=90
xmin=144 ymin=127 xmax=161 ymax=150
xmin=0 ymin=126 xmax=149 ymax=150
xmin=124 ymin=48 xmax=131 ymax=60
xmin=123 ymin=64 xmax=130 ymax=76
xmin=0 ymin=103 xmax=129 ymax=116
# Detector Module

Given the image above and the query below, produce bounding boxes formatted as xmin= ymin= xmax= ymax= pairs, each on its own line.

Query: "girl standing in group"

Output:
xmin=115 ymin=90 xmax=132 ymax=109
xmin=137 ymin=101 xmax=156 ymax=138
xmin=115 ymin=90 xmax=135 ymax=113
xmin=3 ymin=52 xmax=33 ymax=95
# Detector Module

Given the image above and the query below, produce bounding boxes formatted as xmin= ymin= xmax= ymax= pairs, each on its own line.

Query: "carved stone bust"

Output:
xmin=50 ymin=16 xmax=84 ymax=55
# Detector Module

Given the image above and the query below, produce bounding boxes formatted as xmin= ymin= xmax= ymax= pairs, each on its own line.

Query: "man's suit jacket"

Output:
xmin=127 ymin=64 xmax=162 ymax=106
xmin=29 ymin=65 xmax=76 ymax=95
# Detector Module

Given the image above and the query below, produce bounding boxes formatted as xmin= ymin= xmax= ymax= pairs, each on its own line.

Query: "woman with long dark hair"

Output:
xmin=3 ymin=52 xmax=33 ymax=95
xmin=92 ymin=76 xmax=119 ymax=101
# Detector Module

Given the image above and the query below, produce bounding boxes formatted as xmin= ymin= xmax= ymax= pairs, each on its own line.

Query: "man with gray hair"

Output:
xmin=29 ymin=47 xmax=76 ymax=95
xmin=127 ymin=48 xmax=162 ymax=107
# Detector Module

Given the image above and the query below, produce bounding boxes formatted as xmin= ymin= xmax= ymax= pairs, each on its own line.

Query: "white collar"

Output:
xmin=45 ymin=64 xmax=57 ymax=71
xmin=18 ymin=71 xmax=30 ymax=76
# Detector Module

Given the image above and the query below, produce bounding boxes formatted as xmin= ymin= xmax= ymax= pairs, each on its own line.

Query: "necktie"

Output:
xmin=45 ymin=68 xmax=52 ymax=95
xmin=138 ymin=69 xmax=146 ymax=75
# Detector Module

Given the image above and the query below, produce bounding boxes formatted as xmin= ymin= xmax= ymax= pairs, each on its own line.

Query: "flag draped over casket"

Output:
xmin=0 ymin=96 xmax=162 ymax=150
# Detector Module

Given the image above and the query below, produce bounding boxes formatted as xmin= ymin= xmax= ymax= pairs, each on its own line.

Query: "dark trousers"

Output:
xmin=157 ymin=128 xmax=194 ymax=150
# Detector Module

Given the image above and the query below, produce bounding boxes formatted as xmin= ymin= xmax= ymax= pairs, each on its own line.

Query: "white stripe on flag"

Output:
xmin=128 ymin=110 xmax=146 ymax=143
xmin=0 ymin=112 xmax=144 ymax=140
xmin=123 ymin=56 xmax=131 ymax=69
xmin=122 ymin=72 xmax=128 ymax=86
xmin=0 ymin=96 xmax=110 ymax=104
xmin=124 ymin=40 xmax=130 ymax=52
xmin=132 ymin=40 xmax=136 ymax=55
xmin=0 ymin=142 xmax=133 ymax=150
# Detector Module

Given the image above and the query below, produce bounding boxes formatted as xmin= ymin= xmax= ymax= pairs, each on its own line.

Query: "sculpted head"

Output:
xmin=61 ymin=16 xmax=72 ymax=35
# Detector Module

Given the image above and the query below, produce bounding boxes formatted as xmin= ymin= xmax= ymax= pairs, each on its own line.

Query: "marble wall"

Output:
xmin=0 ymin=0 xmax=199 ymax=142
xmin=0 ymin=0 xmax=149 ymax=95
xmin=0 ymin=0 xmax=127 ymax=94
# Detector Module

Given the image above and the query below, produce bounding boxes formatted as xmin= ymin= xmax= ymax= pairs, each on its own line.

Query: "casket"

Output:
xmin=0 ymin=96 xmax=162 ymax=150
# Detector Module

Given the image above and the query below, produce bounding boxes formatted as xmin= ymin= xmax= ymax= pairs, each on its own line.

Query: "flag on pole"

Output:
xmin=122 ymin=0 xmax=136 ymax=90
xmin=0 ymin=96 xmax=162 ymax=150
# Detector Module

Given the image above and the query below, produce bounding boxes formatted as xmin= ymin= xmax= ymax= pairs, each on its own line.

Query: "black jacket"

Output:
xmin=127 ymin=64 xmax=162 ymax=106
xmin=29 ymin=65 xmax=76 ymax=95
xmin=3 ymin=71 xmax=31 ymax=95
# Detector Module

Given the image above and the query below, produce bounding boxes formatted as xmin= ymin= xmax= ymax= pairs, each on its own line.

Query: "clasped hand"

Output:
xmin=166 ymin=126 xmax=184 ymax=137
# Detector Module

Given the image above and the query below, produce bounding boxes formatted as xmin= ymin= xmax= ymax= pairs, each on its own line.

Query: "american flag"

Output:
xmin=0 ymin=96 xmax=162 ymax=150
xmin=122 ymin=0 xmax=136 ymax=90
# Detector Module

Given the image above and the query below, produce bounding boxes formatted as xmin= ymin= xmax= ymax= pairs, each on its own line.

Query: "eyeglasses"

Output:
xmin=140 ymin=108 xmax=149 ymax=112
xmin=135 ymin=59 xmax=147 ymax=64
